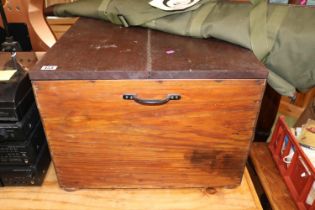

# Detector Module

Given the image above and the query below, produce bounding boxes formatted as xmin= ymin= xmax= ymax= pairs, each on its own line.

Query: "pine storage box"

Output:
xmin=30 ymin=18 xmax=267 ymax=189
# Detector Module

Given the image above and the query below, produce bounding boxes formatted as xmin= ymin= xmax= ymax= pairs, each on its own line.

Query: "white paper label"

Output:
xmin=41 ymin=65 xmax=58 ymax=71
xmin=0 ymin=70 xmax=17 ymax=81
xmin=149 ymin=0 xmax=200 ymax=11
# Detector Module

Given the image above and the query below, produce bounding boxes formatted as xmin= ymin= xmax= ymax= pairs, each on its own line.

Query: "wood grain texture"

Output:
xmin=0 ymin=165 xmax=262 ymax=210
xmin=0 ymin=52 xmax=38 ymax=70
xmin=33 ymin=79 xmax=265 ymax=189
xmin=45 ymin=0 xmax=77 ymax=7
xmin=46 ymin=17 xmax=78 ymax=25
xmin=250 ymin=142 xmax=297 ymax=210
xmin=46 ymin=17 xmax=78 ymax=40
xmin=279 ymin=101 xmax=304 ymax=119
xmin=279 ymin=88 xmax=315 ymax=119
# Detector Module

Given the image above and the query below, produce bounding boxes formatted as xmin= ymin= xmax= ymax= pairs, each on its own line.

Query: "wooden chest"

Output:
xmin=30 ymin=18 xmax=267 ymax=189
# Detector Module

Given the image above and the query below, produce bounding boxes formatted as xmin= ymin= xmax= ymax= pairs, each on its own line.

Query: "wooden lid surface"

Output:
xmin=30 ymin=18 xmax=268 ymax=80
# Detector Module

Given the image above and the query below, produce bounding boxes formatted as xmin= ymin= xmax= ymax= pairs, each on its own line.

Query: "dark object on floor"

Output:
xmin=0 ymin=143 xmax=50 ymax=186
xmin=0 ymin=67 xmax=34 ymax=122
xmin=255 ymin=84 xmax=281 ymax=141
xmin=0 ymin=56 xmax=50 ymax=186
xmin=0 ymin=104 xmax=40 ymax=142
xmin=0 ymin=122 xmax=47 ymax=166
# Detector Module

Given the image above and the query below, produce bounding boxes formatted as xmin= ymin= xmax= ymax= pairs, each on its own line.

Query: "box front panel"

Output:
xmin=33 ymin=79 xmax=265 ymax=189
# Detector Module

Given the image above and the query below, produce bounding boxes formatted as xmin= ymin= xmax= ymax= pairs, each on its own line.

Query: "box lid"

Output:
xmin=30 ymin=18 xmax=268 ymax=81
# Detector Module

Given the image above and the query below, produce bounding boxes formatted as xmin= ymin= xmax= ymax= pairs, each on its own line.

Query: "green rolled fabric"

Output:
xmin=52 ymin=0 xmax=315 ymax=97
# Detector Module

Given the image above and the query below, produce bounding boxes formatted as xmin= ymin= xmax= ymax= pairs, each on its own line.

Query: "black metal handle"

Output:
xmin=123 ymin=94 xmax=181 ymax=105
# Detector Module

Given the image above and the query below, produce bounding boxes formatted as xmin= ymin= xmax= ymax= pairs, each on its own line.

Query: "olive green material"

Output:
xmin=250 ymin=0 xmax=269 ymax=60
xmin=53 ymin=0 xmax=315 ymax=97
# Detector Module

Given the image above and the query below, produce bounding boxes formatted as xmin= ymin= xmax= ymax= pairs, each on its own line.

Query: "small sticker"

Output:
xmin=166 ymin=50 xmax=175 ymax=54
xmin=41 ymin=65 xmax=58 ymax=71
xmin=0 ymin=70 xmax=17 ymax=81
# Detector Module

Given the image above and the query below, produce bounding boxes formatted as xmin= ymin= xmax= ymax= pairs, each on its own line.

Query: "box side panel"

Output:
xmin=33 ymin=79 xmax=265 ymax=189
